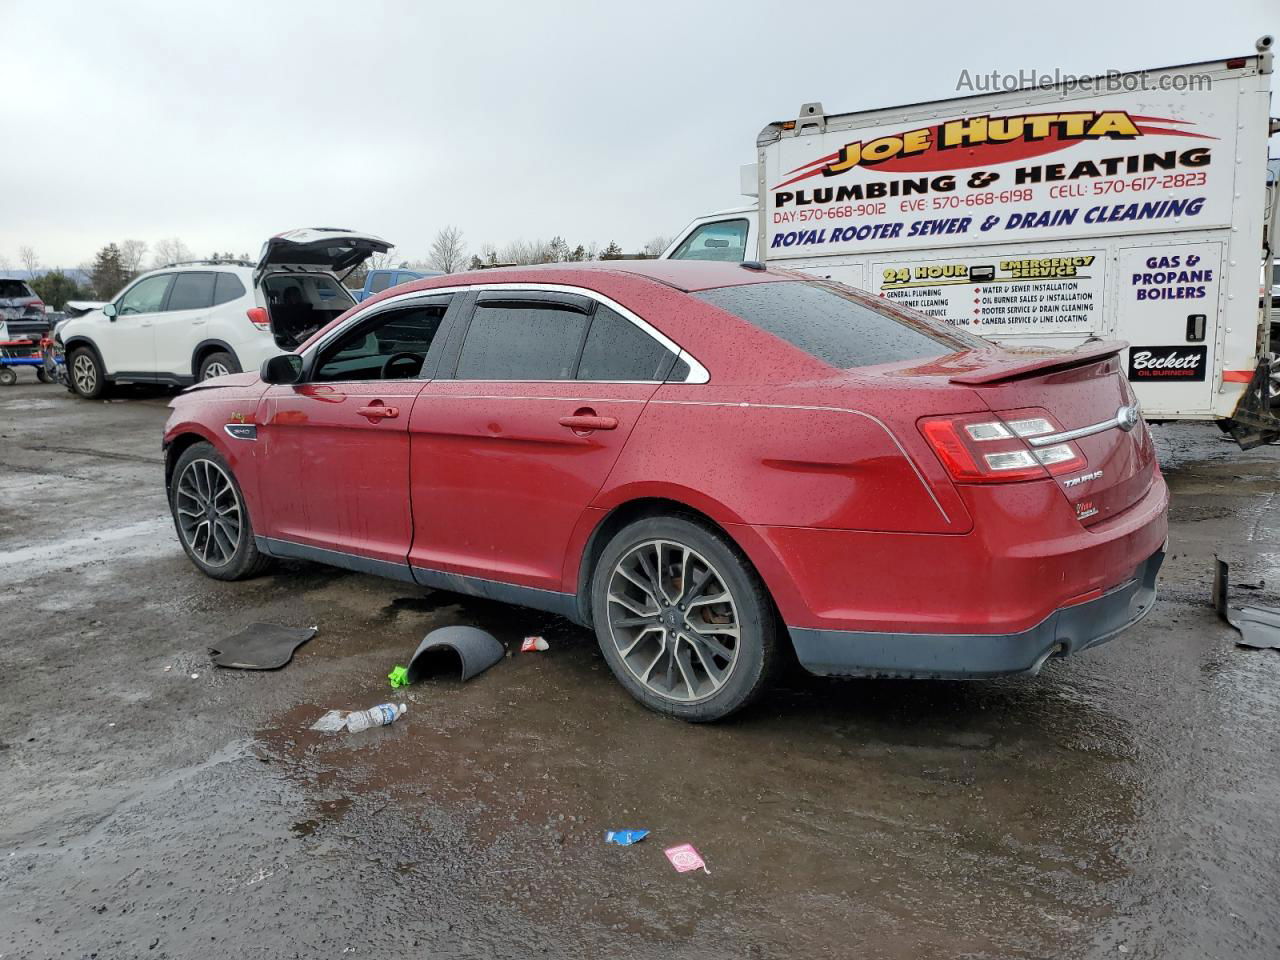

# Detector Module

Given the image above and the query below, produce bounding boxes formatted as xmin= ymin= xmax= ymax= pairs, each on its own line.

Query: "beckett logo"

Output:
xmin=1128 ymin=345 xmax=1207 ymax=382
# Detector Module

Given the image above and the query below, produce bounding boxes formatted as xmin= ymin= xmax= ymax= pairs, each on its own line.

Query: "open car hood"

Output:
xmin=255 ymin=228 xmax=392 ymax=283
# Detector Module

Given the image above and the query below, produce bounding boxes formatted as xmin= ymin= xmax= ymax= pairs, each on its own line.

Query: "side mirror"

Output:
xmin=261 ymin=354 xmax=304 ymax=385
xmin=103 ymin=303 xmax=118 ymax=320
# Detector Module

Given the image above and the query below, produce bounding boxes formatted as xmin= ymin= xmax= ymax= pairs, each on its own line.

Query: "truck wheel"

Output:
xmin=35 ymin=367 xmax=51 ymax=383
xmin=590 ymin=515 xmax=778 ymax=722
xmin=198 ymin=351 xmax=240 ymax=382
xmin=70 ymin=347 xmax=107 ymax=399
xmin=0 ymin=367 xmax=16 ymax=387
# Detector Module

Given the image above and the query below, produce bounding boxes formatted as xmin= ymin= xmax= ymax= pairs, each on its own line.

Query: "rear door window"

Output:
xmin=165 ymin=272 xmax=215 ymax=311
xmin=454 ymin=296 xmax=590 ymax=380
xmin=369 ymin=271 xmax=393 ymax=293
xmin=577 ymin=305 xmax=675 ymax=381
xmin=212 ymin=272 xmax=246 ymax=306
xmin=697 ymin=281 xmax=985 ymax=369
xmin=668 ymin=219 xmax=750 ymax=262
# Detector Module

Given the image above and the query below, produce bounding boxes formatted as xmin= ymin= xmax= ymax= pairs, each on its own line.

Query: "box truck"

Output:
xmin=664 ymin=38 xmax=1279 ymax=446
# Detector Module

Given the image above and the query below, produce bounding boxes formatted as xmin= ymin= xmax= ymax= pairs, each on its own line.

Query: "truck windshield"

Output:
xmin=697 ymin=280 xmax=987 ymax=369
xmin=669 ymin=219 xmax=750 ymax=262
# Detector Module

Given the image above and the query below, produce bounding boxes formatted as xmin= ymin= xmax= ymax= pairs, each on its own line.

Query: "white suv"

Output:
xmin=58 ymin=229 xmax=391 ymax=399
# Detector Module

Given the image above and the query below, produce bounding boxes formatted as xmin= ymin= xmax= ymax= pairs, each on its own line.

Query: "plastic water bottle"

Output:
xmin=346 ymin=702 xmax=406 ymax=733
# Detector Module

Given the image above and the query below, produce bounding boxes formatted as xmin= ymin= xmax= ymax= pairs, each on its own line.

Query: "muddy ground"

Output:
xmin=1 ymin=370 xmax=1278 ymax=960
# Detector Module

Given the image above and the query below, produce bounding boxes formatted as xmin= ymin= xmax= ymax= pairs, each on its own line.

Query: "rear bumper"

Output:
xmin=789 ymin=546 xmax=1164 ymax=678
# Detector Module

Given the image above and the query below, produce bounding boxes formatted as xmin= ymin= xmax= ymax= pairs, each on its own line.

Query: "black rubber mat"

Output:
xmin=209 ymin=623 xmax=317 ymax=670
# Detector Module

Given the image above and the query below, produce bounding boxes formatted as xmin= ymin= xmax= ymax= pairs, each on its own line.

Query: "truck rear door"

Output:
xmin=1115 ymin=240 xmax=1222 ymax=415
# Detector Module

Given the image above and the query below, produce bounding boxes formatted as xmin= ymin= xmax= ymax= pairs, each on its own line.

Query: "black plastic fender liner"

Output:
xmin=407 ymin=625 xmax=505 ymax=683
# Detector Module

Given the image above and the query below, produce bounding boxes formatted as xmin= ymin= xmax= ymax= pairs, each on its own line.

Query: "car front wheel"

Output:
xmin=69 ymin=347 xmax=106 ymax=399
xmin=590 ymin=515 xmax=778 ymax=722
xmin=169 ymin=441 xmax=271 ymax=580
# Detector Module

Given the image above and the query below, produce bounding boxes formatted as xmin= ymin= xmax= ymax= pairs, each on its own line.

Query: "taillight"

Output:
xmin=246 ymin=307 xmax=270 ymax=331
xmin=25 ymin=300 xmax=44 ymax=314
xmin=919 ymin=409 xmax=1085 ymax=483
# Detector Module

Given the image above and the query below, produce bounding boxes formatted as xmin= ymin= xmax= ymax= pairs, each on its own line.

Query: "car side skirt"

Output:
xmin=113 ymin=370 xmax=196 ymax=387
xmin=789 ymin=547 xmax=1164 ymax=679
xmin=254 ymin=537 xmax=580 ymax=621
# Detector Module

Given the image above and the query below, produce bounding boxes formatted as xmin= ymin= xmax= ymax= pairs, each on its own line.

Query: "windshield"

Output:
xmin=697 ymin=280 xmax=987 ymax=370
xmin=0 ymin=280 xmax=33 ymax=299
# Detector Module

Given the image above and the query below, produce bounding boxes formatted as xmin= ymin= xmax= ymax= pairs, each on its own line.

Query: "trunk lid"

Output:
xmin=962 ymin=344 xmax=1155 ymax=526
xmin=255 ymin=228 xmax=392 ymax=284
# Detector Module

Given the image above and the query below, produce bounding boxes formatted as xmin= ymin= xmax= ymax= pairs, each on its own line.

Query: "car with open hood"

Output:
xmin=161 ymin=260 xmax=1169 ymax=721
xmin=56 ymin=228 xmax=390 ymax=398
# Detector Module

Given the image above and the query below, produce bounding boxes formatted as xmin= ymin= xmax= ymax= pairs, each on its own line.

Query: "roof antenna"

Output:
xmin=740 ymin=261 xmax=766 ymax=271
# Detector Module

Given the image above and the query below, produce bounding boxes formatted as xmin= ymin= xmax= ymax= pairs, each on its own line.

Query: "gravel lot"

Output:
xmin=1 ymin=370 xmax=1278 ymax=959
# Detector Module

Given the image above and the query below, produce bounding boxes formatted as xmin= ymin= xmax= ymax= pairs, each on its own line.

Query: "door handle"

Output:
xmin=559 ymin=412 xmax=618 ymax=432
xmin=357 ymin=403 xmax=399 ymax=420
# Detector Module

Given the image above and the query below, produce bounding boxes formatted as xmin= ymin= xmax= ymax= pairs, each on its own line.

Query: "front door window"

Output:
xmin=117 ymin=274 xmax=173 ymax=315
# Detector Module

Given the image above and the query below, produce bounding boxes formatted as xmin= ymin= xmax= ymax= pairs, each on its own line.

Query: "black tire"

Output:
xmin=35 ymin=367 xmax=50 ymax=383
xmin=69 ymin=347 xmax=107 ymax=399
xmin=589 ymin=515 xmax=778 ymax=722
xmin=0 ymin=367 xmax=16 ymax=387
xmin=169 ymin=441 xmax=271 ymax=581
xmin=198 ymin=350 xmax=241 ymax=382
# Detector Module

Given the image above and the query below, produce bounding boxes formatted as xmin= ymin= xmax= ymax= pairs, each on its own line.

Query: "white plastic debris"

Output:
xmin=310 ymin=710 xmax=348 ymax=733
xmin=520 ymin=636 xmax=549 ymax=653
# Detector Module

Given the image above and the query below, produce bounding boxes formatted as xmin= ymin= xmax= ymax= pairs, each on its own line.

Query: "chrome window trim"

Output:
xmin=307 ymin=282 xmax=710 ymax=385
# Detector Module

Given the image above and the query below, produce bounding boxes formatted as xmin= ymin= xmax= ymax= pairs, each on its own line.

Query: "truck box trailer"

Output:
xmin=664 ymin=38 xmax=1279 ymax=446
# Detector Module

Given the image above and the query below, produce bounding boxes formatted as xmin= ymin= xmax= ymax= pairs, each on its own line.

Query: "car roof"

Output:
xmin=407 ymin=259 xmax=790 ymax=294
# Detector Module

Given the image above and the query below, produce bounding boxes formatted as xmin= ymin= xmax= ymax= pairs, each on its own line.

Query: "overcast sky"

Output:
xmin=2 ymin=0 xmax=1276 ymax=269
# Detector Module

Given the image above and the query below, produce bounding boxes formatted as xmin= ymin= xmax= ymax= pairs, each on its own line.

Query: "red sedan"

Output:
xmin=163 ymin=261 xmax=1168 ymax=720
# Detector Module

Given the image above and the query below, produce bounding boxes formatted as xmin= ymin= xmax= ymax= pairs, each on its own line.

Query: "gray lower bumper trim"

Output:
xmin=788 ymin=548 xmax=1164 ymax=679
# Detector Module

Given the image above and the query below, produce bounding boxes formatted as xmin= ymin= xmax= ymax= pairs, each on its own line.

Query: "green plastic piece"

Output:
xmin=388 ymin=665 xmax=410 ymax=689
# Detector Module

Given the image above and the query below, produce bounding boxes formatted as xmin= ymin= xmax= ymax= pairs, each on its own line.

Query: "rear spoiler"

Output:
xmin=948 ymin=341 xmax=1126 ymax=386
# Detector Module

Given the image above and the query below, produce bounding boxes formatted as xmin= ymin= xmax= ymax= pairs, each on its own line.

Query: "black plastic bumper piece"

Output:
xmin=789 ymin=547 xmax=1165 ymax=679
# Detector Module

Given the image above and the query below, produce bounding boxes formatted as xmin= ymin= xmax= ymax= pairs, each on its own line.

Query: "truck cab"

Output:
xmin=663 ymin=205 xmax=757 ymax=263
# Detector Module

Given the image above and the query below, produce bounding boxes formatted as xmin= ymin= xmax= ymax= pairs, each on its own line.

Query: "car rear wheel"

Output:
xmin=169 ymin=441 xmax=271 ymax=580
xmin=69 ymin=347 xmax=106 ymax=399
xmin=590 ymin=515 xmax=778 ymax=722
xmin=198 ymin=350 xmax=240 ymax=382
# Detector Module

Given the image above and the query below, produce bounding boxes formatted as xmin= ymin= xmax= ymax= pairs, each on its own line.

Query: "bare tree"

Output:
xmin=642 ymin=235 xmax=674 ymax=258
xmin=367 ymin=248 xmax=399 ymax=271
xmin=152 ymin=237 xmax=194 ymax=267
xmin=120 ymin=239 xmax=149 ymax=277
xmin=19 ymin=245 xmax=40 ymax=277
xmin=428 ymin=226 xmax=467 ymax=274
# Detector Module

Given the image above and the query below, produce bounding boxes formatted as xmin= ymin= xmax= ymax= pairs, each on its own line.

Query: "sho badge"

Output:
xmin=224 ymin=424 xmax=258 ymax=441
xmin=1128 ymin=345 xmax=1207 ymax=382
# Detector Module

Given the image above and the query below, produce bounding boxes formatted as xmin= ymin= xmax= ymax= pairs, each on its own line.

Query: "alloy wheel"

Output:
xmin=203 ymin=361 xmax=230 ymax=380
xmin=72 ymin=353 xmax=97 ymax=394
xmin=605 ymin=539 xmax=741 ymax=703
xmin=174 ymin=458 xmax=242 ymax=567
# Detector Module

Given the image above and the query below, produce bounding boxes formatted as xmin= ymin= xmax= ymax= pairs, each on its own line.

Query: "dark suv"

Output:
xmin=0 ymin=278 xmax=49 ymax=341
